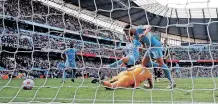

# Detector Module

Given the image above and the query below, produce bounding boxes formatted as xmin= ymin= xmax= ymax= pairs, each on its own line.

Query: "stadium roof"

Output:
xmin=62 ymin=0 xmax=218 ymax=42
xmin=36 ymin=0 xmax=126 ymax=34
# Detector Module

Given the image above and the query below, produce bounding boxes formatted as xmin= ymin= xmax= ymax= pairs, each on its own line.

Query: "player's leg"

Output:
xmin=109 ymin=76 xmax=118 ymax=83
xmin=156 ymin=58 xmax=171 ymax=80
xmin=70 ymin=62 xmax=77 ymax=82
xmin=63 ymin=61 xmax=70 ymax=83
xmin=62 ymin=69 xmax=67 ymax=83
xmin=171 ymin=69 xmax=176 ymax=78
xmin=156 ymin=69 xmax=162 ymax=82
xmin=153 ymin=68 xmax=158 ymax=82
xmin=71 ymin=69 xmax=76 ymax=82
xmin=109 ymin=71 xmax=128 ymax=83
xmin=108 ymin=57 xmax=129 ymax=68
xmin=141 ymin=57 xmax=150 ymax=68
xmin=105 ymin=76 xmax=133 ymax=88
xmin=72 ymin=69 xmax=76 ymax=78
xmin=145 ymin=60 xmax=159 ymax=67
xmin=152 ymin=47 xmax=175 ymax=88
xmin=156 ymin=57 xmax=176 ymax=88
xmin=108 ymin=59 xmax=124 ymax=68
xmin=120 ymin=63 xmax=126 ymax=67
xmin=145 ymin=60 xmax=159 ymax=82
xmin=126 ymin=55 xmax=138 ymax=66
xmin=141 ymin=48 xmax=155 ymax=68
xmin=65 ymin=61 xmax=76 ymax=82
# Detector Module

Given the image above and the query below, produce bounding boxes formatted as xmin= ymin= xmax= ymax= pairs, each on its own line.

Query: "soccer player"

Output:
xmin=172 ymin=62 xmax=181 ymax=78
xmin=61 ymin=42 xmax=78 ymax=82
xmin=107 ymin=37 xmax=141 ymax=68
xmin=57 ymin=59 xmax=66 ymax=83
xmin=102 ymin=65 xmax=153 ymax=89
xmin=123 ymin=25 xmax=176 ymax=89
xmin=163 ymin=39 xmax=170 ymax=64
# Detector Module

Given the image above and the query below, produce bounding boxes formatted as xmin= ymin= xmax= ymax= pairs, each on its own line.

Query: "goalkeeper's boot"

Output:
xmin=71 ymin=78 xmax=75 ymax=82
xmin=167 ymin=82 xmax=176 ymax=89
xmin=91 ymin=79 xmax=99 ymax=83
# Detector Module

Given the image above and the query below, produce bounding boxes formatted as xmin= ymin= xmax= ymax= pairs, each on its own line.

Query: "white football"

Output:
xmin=21 ymin=79 xmax=35 ymax=90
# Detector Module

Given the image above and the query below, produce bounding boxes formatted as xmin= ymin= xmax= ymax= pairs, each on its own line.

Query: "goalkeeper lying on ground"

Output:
xmin=102 ymin=65 xmax=153 ymax=89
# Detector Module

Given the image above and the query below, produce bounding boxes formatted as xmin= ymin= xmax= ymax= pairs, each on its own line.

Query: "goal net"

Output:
xmin=0 ymin=0 xmax=218 ymax=103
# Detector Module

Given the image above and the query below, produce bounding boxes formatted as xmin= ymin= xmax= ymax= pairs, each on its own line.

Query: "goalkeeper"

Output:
xmin=102 ymin=65 xmax=153 ymax=89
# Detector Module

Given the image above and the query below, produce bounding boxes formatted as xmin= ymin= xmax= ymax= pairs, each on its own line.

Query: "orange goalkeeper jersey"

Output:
xmin=127 ymin=65 xmax=152 ymax=87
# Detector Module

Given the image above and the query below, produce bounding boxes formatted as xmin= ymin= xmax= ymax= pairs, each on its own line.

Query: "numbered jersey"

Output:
xmin=65 ymin=48 xmax=77 ymax=62
xmin=57 ymin=62 xmax=65 ymax=70
xmin=124 ymin=40 xmax=141 ymax=57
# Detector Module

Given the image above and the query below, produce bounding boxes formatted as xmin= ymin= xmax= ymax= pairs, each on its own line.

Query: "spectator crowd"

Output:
xmin=3 ymin=0 xmax=123 ymax=41
xmin=170 ymin=46 xmax=218 ymax=60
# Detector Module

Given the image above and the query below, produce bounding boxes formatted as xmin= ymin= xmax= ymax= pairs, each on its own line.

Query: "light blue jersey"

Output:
xmin=135 ymin=27 xmax=161 ymax=47
xmin=134 ymin=27 xmax=163 ymax=59
xmin=64 ymin=48 xmax=77 ymax=68
xmin=134 ymin=26 xmax=175 ymax=84
xmin=108 ymin=40 xmax=141 ymax=67
xmin=57 ymin=61 xmax=65 ymax=70
xmin=124 ymin=40 xmax=141 ymax=57
xmin=58 ymin=61 xmax=67 ymax=82
xmin=175 ymin=63 xmax=180 ymax=73
xmin=124 ymin=40 xmax=141 ymax=65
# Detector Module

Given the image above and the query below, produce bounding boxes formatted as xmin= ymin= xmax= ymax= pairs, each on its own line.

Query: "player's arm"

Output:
xmin=134 ymin=25 xmax=152 ymax=35
xmin=138 ymin=25 xmax=152 ymax=40
xmin=138 ymin=42 xmax=146 ymax=52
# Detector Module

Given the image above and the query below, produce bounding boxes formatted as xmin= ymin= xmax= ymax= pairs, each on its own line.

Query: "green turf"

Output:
xmin=0 ymin=78 xmax=218 ymax=103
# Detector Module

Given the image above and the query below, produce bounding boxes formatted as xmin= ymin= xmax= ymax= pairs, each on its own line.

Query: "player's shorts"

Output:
xmin=65 ymin=61 xmax=77 ymax=69
xmin=127 ymin=55 xmax=139 ymax=66
xmin=144 ymin=47 xmax=163 ymax=59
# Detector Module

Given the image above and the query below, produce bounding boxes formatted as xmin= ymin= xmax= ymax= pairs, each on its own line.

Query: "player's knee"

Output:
xmin=123 ymin=57 xmax=129 ymax=63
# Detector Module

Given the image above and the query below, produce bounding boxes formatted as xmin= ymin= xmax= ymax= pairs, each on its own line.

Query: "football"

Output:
xmin=21 ymin=79 xmax=35 ymax=90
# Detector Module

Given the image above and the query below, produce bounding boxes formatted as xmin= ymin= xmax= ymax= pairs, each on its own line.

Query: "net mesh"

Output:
xmin=0 ymin=0 xmax=218 ymax=103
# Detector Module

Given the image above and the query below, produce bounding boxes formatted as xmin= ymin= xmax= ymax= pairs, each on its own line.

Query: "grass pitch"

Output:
xmin=0 ymin=78 xmax=218 ymax=103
